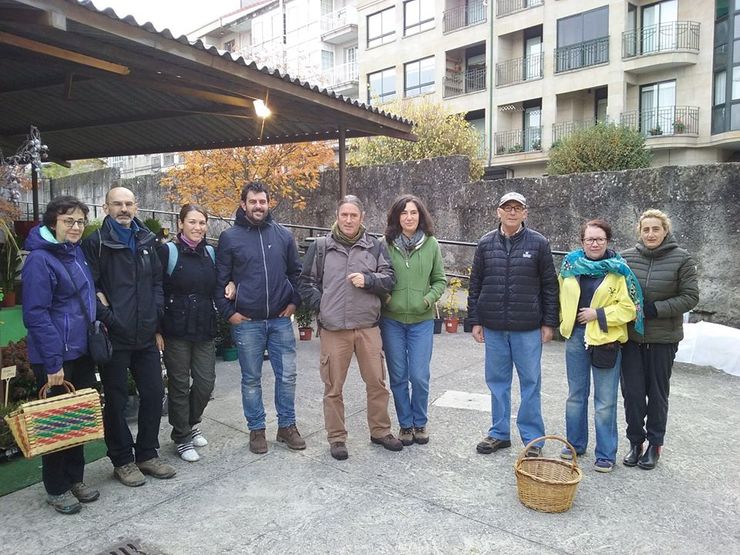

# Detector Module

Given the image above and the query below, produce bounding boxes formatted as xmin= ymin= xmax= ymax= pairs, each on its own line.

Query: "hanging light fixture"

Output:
xmin=253 ymin=99 xmax=271 ymax=118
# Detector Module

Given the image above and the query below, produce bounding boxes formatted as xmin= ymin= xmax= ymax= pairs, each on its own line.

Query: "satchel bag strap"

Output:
xmin=59 ymin=261 xmax=94 ymax=325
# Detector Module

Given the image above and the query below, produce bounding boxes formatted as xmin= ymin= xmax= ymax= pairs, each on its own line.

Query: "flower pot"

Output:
xmin=222 ymin=346 xmax=239 ymax=361
xmin=444 ymin=317 xmax=459 ymax=333
xmin=298 ymin=327 xmax=313 ymax=341
xmin=1 ymin=291 xmax=16 ymax=307
xmin=433 ymin=318 xmax=443 ymax=334
xmin=463 ymin=318 xmax=473 ymax=333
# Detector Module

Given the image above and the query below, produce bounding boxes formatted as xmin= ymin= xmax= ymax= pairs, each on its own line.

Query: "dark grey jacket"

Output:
xmin=622 ymin=234 xmax=699 ymax=344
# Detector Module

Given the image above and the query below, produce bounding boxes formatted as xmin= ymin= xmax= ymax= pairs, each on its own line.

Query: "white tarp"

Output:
xmin=675 ymin=321 xmax=740 ymax=377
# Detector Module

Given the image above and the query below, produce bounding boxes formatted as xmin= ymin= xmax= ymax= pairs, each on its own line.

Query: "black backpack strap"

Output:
xmin=315 ymin=236 xmax=326 ymax=289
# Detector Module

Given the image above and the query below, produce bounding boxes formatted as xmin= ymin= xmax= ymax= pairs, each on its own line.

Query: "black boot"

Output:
xmin=622 ymin=442 xmax=643 ymax=467
xmin=638 ymin=444 xmax=661 ymax=470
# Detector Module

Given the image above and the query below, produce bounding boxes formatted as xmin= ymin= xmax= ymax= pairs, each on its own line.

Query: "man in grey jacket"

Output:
xmin=299 ymin=195 xmax=402 ymax=460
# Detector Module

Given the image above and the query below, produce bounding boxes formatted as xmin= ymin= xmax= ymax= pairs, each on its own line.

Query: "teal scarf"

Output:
xmin=561 ymin=249 xmax=645 ymax=335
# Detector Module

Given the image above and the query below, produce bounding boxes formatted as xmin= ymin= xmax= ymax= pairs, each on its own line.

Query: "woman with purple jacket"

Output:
xmin=21 ymin=196 xmax=99 ymax=515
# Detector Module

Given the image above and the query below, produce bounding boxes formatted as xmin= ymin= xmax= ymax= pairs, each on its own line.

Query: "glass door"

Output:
xmin=640 ymin=80 xmax=676 ymax=135
xmin=523 ymin=105 xmax=542 ymax=151
xmin=642 ymin=0 xmax=677 ymax=53
xmin=524 ymin=35 xmax=543 ymax=80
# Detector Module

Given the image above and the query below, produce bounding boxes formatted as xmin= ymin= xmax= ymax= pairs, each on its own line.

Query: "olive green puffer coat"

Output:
xmin=621 ymin=234 xmax=699 ymax=344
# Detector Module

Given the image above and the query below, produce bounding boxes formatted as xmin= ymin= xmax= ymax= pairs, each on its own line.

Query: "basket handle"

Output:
xmin=516 ymin=435 xmax=579 ymax=472
xmin=38 ymin=380 xmax=76 ymax=399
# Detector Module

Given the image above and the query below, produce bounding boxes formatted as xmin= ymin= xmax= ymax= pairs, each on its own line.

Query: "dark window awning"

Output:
xmin=0 ymin=0 xmax=414 ymax=168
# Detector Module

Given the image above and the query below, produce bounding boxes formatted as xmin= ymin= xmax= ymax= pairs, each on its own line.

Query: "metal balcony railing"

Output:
xmin=320 ymin=6 xmax=358 ymax=34
xmin=443 ymin=0 xmax=486 ymax=33
xmin=496 ymin=52 xmax=543 ymax=87
xmin=323 ymin=61 xmax=359 ymax=87
xmin=619 ymin=106 xmax=699 ymax=136
xmin=554 ymin=36 xmax=609 ymax=73
xmin=444 ymin=66 xmax=486 ymax=97
xmin=494 ymin=126 xmax=543 ymax=155
xmin=622 ymin=21 xmax=700 ymax=58
xmin=497 ymin=0 xmax=543 ymax=18
xmin=551 ymin=118 xmax=598 ymax=145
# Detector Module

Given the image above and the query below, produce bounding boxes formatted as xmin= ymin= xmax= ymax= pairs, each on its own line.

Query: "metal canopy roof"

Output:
xmin=0 ymin=0 xmax=414 ymax=165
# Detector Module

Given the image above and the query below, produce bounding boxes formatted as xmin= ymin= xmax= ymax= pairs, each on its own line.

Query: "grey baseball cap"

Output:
xmin=498 ymin=192 xmax=527 ymax=207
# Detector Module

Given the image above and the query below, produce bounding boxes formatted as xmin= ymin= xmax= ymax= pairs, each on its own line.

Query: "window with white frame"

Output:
xmin=404 ymin=56 xmax=434 ymax=97
xmin=368 ymin=67 xmax=396 ymax=104
xmin=404 ymin=0 xmax=434 ymax=36
xmin=367 ymin=7 xmax=395 ymax=48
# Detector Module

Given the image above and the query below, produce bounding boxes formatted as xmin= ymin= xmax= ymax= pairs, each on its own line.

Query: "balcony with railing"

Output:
xmin=496 ymin=52 xmax=543 ymax=87
xmin=321 ymin=7 xmax=358 ymax=44
xmin=554 ymin=37 xmax=609 ymax=73
xmin=494 ymin=127 xmax=543 ymax=155
xmin=444 ymin=66 xmax=487 ymax=97
xmin=622 ymin=21 xmax=700 ymax=59
xmin=443 ymin=0 xmax=486 ymax=33
xmin=551 ymin=118 xmax=598 ymax=145
xmin=619 ymin=106 xmax=699 ymax=137
xmin=323 ymin=61 xmax=359 ymax=90
xmin=497 ymin=0 xmax=543 ymax=18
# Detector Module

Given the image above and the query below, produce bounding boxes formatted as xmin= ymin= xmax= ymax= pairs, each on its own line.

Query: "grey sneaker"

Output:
xmin=47 ymin=491 xmax=81 ymax=514
xmin=113 ymin=462 xmax=146 ymax=487
xmin=137 ymin=457 xmax=177 ymax=479
xmin=399 ymin=427 xmax=414 ymax=446
xmin=413 ymin=426 xmax=429 ymax=445
xmin=476 ymin=437 xmax=511 ymax=454
xmin=71 ymin=482 xmax=99 ymax=503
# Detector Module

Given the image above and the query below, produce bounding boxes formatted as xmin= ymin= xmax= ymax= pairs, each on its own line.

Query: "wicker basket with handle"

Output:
xmin=3 ymin=381 xmax=104 ymax=458
xmin=514 ymin=435 xmax=583 ymax=513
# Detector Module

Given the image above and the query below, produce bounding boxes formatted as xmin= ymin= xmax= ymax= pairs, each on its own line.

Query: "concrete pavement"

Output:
xmin=1 ymin=331 xmax=738 ymax=554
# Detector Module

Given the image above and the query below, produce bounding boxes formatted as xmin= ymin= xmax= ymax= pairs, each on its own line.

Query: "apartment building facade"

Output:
xmin=358 ymin=0 xmax=731 ymax=178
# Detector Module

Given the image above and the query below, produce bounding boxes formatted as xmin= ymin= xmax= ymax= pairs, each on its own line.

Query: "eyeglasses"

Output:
xmin=59 ymin=218 xmax=87 ymax=229
xmin=583 ymin=238 xmax=607 ymax=245
xmin=500 ymin=204 xmax=525 ymax=213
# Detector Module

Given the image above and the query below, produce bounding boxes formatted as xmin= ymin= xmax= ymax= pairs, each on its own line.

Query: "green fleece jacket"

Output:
xmin=381 ymin=235 xmax=447 ymax=324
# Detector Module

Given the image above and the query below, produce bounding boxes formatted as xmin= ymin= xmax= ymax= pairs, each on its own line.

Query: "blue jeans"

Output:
xmin=565 ymin=325 xmax=621 ymax=462
xmin=232 ymin=317 xmax=297 ymax=430
xmin=380 ymin=318 xmax=434 ymax=428
xmin=484 ymin=328 xmax=545 ymax=446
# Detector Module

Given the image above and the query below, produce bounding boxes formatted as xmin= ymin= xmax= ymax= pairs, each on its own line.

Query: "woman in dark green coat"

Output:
xmin=620 ymin=209 xmax=699 ymax=470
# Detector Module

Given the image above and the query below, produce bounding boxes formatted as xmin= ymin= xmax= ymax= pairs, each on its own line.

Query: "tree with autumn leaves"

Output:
xmin=160 ymin=143 xmax=335 ymax=218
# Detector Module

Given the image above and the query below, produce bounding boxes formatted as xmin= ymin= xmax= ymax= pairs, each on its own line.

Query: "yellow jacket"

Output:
xmin=559 ymin=273 xmax=636 ymax=345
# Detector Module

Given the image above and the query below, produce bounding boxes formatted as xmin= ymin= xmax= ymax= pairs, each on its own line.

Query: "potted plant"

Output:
xmin=216 ymin=316 xmax=239 ymax=361
xmin=442 ymin=277 xmax=463 ymax=333
xmin=648 ymin=125 xmax=662 ymax=136
xmin=673 ymin=119 xmax=686 ymax=134
xmin=0 ymin=220 xmax=23 ymax=307
xmin=507 ymin=143 xmax=524 ymax=154
xmin=294 ymin=303 xmax=315 ymax=341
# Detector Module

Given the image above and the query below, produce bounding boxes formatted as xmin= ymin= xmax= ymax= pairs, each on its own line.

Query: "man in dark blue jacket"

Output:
xmin=468 ymin=192 xmax=559 ymax=458
xmin=82 ymin=187 xmax=175 ymax=487
xmin=215 ymin=182 xmax=305 ymax=454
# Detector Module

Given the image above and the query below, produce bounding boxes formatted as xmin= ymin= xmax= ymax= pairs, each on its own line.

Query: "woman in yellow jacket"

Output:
xmin=559 ymin=219 xmax=643 ymax=473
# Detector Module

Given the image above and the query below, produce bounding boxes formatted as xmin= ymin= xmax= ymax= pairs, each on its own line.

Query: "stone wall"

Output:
xmin=23 ymin=158 xmax=740 ymax=327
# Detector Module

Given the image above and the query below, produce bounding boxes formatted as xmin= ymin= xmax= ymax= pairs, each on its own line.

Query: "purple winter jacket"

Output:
xmin=21 ymin=225 xmax=95 ymax=375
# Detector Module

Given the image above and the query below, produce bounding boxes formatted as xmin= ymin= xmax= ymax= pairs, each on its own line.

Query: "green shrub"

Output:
xmin=143 ymin=218 xmax=162 ymax=234
xmin=547 ymin=123 xmax=652 ymax=175
xmin=81 ymin=219 xmax=102 ymax=240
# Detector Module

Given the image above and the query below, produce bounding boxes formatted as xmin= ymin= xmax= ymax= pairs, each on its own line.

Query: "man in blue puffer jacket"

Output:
xmin=215 ymin=182 xmax=304 ymax=455
xmin=468 ymin=192 xmax=559 ymax=458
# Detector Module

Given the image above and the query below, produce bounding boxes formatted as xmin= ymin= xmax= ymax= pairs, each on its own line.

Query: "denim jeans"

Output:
xmin=380 ymin=318 xmax=434 ymax=429
xmin=565 ymin=325 xmax=621 ymax=462
xmin=232 ymin=317 xmax=297 ymax=430
xmin=484 ymin=327 xmax=545 ymax=446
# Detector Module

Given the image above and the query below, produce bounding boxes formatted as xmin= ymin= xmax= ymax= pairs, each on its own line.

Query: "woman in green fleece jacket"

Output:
xmin=380 ymin=194 xmax=446 ymax=446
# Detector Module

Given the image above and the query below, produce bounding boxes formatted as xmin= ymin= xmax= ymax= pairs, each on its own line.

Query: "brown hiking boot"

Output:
xmin=137 ymin=457 xmax=176 ymax=479
xmin=249 ymin=429 xmax=268 ymax=454
xmin=370 ymin=434 xmax=403 ymax=452
xmin=276 ymin=425 xmax=306 ymax=450
xmin=330 ymin=442 xmax=348 ymax=460
xmin=113 ymin=462 xmax=146 ymax=487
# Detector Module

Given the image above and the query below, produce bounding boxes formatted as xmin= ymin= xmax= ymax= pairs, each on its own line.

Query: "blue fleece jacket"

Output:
xmin=21 ymin=225 xmax=95 ymax=375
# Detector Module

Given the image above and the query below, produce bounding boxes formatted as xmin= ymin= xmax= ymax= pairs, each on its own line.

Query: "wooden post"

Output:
xmin=338 ymin=125 xmax=347 ymax=199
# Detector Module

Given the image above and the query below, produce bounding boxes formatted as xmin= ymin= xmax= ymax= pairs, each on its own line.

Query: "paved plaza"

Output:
xmin=1 ymin=332 xmax=739 ymax=554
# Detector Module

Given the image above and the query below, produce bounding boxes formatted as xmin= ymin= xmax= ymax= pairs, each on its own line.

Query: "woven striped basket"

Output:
xmin=3 ymin=381 xmax=104 ymax=458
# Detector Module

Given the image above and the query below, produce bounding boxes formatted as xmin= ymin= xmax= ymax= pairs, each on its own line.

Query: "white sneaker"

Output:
xmin=191 ymin=427 xmax=208 ymax=448
xmin=176 ymin=442 xmax=200 ymax=462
